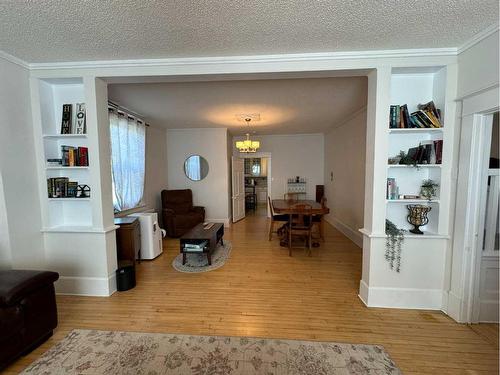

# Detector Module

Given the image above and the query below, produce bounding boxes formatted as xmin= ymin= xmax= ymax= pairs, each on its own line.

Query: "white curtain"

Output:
xmin=109 ymin=110 xmax=146 ymax=212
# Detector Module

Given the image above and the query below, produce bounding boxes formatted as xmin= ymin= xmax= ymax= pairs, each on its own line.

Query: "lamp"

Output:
xmin=236 ymin=118 xmax=260 ymax=153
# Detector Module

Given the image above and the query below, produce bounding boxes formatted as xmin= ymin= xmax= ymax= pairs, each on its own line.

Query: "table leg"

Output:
xmin=182 ymin=253 xmax=186 ymax=265
xmin=207 ymin=252 xmax=212 ymax=266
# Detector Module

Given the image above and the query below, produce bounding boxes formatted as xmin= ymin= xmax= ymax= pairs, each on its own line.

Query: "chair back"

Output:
xmin=268 ymin=196 xmax=276 ymax=216
xmin=290 ymin=203 xmax=314 ymax=228
xmin=284 ymin=192 xmax=300 ymax=202
xmin=161 ymin=189 xmax=193 ymax=214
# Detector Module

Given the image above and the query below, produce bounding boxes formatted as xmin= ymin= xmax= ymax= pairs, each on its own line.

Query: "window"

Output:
xmin=109 ymin=109 xmax=146 ymax=212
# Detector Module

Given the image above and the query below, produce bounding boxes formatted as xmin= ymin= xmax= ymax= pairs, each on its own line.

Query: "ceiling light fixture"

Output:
xmin=235 ymin=118 xmax=260 ymax=153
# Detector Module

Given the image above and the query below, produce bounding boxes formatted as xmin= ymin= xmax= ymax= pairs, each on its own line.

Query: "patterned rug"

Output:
xmin=172 ymin=240 xmax=231 ymax=273
xmin=21 ymin=329 xmax=401 ymax=374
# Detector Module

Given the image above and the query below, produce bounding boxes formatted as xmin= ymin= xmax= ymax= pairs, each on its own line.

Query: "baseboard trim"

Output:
xmin=325 ymin=217 xmax=363 ymax=248
xmin=446 ymin=291 xmax=463 ymax=322
xmin=55 ymin=274 xmax=116 ymax=297
xmin=361 ymin=283 xmax=443 ymax=310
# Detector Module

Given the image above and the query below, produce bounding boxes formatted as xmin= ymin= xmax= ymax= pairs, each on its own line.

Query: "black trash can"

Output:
xmin=116 ymin=261 xmax=136 ymax=291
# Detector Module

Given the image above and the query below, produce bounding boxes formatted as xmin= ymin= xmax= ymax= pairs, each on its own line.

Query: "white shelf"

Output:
xmin=389 ymin=128 xmax=443 ymax=134
xmin=48 ymin=198 xmax=90 ymax=201
xmin=41 ymin=225 xmax=119 ymax=234
xmin=388 ymin=164 xmax=442 ymax=168
xmin=386 ymin=199 xmax=440 ymax=204
xmin=43 ymin=134 xmax=87 ymax=139
xmin=45 ymin=166 xmax=89 ymax=170
xmin=358 ymin=228 xmax=449 ymax=239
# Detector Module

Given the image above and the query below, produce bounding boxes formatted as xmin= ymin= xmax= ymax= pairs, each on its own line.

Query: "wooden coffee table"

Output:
xmin=180 ymin=223 xmax=224 ymax=265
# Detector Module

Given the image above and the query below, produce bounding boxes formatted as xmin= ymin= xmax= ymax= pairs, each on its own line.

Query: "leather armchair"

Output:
xmin=161 ymin=189 xmax=205 ymax=237
xmin=0 ymin=270 xmax=59 ymax=370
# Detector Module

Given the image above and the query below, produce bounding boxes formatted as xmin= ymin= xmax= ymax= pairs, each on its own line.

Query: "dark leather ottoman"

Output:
xmin=0 ymin=270 xmax=59 ymax=370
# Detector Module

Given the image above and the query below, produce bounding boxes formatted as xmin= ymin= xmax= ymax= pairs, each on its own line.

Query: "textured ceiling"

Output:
xmin=108 ymin=77 xmax=367 ymax=134
xmin=0 ymin=0 xmax=498 ymax=63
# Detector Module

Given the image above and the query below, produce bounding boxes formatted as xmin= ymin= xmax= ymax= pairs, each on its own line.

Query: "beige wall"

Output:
xmin=167 ymin=128 xmax=230 ymax=224
xmin=324 ymin=108 xmax=367 ymax=247
xmin=232 ymin=133 xmax=324 ymax=200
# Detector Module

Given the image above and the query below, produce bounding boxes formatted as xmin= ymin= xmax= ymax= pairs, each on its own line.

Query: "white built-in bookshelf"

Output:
xmin=386 ymin=68 xmax=448 ymax=237
xmin=35 ymin=78 xmax=93 ymax=231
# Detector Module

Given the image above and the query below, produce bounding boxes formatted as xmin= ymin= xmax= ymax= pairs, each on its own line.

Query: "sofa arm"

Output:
xmin=0 ymin=270 xmax=59 ymax=307
xmin=162 ymin=208 xmax=175 ymax=217
xmin=191 ymin=206 xmax=205 ymax=220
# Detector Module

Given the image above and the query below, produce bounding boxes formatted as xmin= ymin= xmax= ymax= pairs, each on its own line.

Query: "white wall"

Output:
xmin=232 ymin=134 xmax=324 ymax=200
xmin=324 ymin=108 xmax=366 ymax=247
xmin=144 ymin=125 xmax=168 ymax=219
xmin=458 ymin=30 xmax=499 ymax=98
xmin=167 ymin=128 xmax=230 ymax=224
xmin=0 ymin=171 xmax=12 ymax=269
xmin=0 ymin=57 xmax=44 ymax=269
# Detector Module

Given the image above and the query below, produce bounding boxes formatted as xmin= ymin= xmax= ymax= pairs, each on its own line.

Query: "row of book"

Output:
xmin=46 ymin=146 xmax=89 ymax=167
xmin=389 ymin=101 xmax=442 ymax=129
xmin=403 ymin=140 xmax=443 ymax=165
xmin=386 ymin=178 xmax=425 ymax=200
xmin=47 ymin=177 xmax=80 ymax=198
xmin=61 ymin=103 xmax=86 ymax=134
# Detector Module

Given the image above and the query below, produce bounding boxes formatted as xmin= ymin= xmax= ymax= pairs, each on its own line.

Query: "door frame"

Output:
xmin=450 ymin=85 xmax=499 ymax=323
xmin=239 ymin=152 xmax=272 ymax=217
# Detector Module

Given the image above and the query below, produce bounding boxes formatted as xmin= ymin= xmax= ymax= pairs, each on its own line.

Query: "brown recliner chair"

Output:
xmin=161 ymin=189 xmax=205 ymax=237
xmin=0 ymin=270 xmax=59 ymax=370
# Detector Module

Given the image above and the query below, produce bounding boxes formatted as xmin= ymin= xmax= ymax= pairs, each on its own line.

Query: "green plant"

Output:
xmin=398 ymin=150 xmax=418 ymax=168
xmin=385 ymin=219 xmax=405 ymax=272
xmin=420 ymin=179 xmax=439 ymax=200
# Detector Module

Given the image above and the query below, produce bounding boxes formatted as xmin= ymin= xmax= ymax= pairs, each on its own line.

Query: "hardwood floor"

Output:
xmin=4 ymin=212 xmax=499 ymax=374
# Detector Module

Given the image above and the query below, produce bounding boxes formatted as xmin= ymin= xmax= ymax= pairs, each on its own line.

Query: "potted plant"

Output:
xmin=385 ymin=219 xmax=405 ymax=272
xmin=420 ymin=179 xmax=439 ymax=201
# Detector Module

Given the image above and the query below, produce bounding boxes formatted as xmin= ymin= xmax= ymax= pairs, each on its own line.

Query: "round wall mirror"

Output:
xmin=184 ymin=155 xmax=209 ymax=181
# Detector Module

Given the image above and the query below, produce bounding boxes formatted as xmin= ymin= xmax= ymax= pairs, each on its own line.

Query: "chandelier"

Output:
xmin=236 ymin=118 xmax=260 ymax=153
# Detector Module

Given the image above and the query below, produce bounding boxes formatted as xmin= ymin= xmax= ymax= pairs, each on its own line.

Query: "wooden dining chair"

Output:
xmin=312 ymin=197 xmax=327 ymax=241
xmin=284 ymin=192 xmax=300 ymax=202
xmin=288 ymin=203 xmax=314 ymax=256
xmin=268 ymin=197 xmax=289 ymax=240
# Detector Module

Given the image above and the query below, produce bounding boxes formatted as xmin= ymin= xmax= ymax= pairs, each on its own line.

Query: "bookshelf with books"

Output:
xmin=34 ymin=78 xmax=93 ymax=230
xmin=385 ymin=68 xmax=448 ymax=237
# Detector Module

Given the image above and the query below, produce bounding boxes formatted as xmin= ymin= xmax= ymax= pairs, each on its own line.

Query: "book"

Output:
xmin=418 ymin=101 xmax=442 ymax=124
xmin=61 ymin=104 xmax=72 ymax=134
xmin=395 ymin=105 xmax=401 ymax=128
xmin=74 ymin=103 xmax=86 ymax=134
xmin=68 ymin=147 xmax=76 ymax=166
xmin=67 ymin=182 xmax=78 ymax=197
xmin=386 ymin=178 xmax=397 ymax=200
xmin=401 ymin=104 xmax=411 ymax=128
xmin=389 ymin=106 xmax=397 ymax=128
xmin=434 ymin=140 xmax=443 ymax=164
xmin=77 ymin=147 xmax=88 ymax=166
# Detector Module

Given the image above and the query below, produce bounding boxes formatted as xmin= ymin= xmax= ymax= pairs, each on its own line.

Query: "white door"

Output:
xmin=232 ymin=157 xmax=245 ymax=223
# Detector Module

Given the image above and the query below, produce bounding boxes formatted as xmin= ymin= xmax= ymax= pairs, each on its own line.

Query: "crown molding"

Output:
xmin=458 ymin=22 xmax=499 ymax=54
xmin=27 ymin=47 xmax=458 ymax=71
xmin=0 ymin=50 xmax=29 ymax=69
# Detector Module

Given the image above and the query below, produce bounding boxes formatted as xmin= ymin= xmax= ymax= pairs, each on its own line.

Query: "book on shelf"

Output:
xmin=60 ymin=104 xmax=72 ymax=134
xmin=386 ymin=178 xmax=398 ymax=200
xmin=434 ymin=140 xmax=443 ymax=164
xmin=389 ymin=101 xmax=442 ymax=129
xmin=46 ymin=158 xmax=62 ymax=167
xmin=47 ymin=178 xmax=85 ymax=198
xmin=397 ymin=140 xmax=443 ymax=165
xmin=60 ymin=146 xmax=88 ymax=167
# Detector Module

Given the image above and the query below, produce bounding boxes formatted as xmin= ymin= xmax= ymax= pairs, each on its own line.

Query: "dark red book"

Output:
xmin=77 ymin=147 xmax=88 ymax=166
xmin=434 ymin=140 xmax=443 ymax=164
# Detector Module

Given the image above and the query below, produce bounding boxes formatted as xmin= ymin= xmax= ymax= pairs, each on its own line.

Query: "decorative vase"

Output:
xmin=406 ymin=204 xmax=431 ymax=235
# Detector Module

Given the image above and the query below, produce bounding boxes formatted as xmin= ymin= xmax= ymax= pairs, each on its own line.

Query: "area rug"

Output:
xmin=21 ymin=329 xmax=401 ymax=374
xmin=172 ymin=240 xmax=231 ymax=273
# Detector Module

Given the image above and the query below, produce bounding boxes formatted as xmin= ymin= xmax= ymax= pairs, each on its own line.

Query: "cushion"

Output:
xmin=0 ymin=270 xmax=59 ymax=307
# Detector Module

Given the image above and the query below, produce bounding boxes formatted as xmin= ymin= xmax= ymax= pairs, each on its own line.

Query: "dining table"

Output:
xmin=271 ymin=199 xmax=330 ymax=247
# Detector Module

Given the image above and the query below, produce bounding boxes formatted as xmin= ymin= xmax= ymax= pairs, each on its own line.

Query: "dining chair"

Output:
xmin=312 ymin=196 xmax=327 ymax=241
xmin=284 ymin=192 xmax=300 ymax=201
xmin=288 ymin=203 xmax=314 ymax=256
xmin=268 ymin=197 xmax=289 ymax=240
